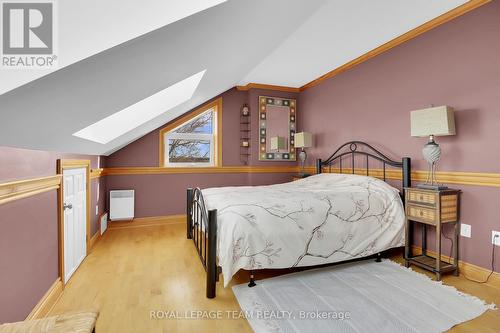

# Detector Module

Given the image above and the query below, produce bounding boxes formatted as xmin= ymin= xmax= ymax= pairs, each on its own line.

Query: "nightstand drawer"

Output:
xmin=407 ymin=205 xmax=436 ymax=224
xmin=408 ymin=190 xmax=436 ymax=206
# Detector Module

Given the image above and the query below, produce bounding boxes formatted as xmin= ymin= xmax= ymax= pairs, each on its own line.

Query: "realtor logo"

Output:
xmin=1 ymin=0 xmax=57 ymax=68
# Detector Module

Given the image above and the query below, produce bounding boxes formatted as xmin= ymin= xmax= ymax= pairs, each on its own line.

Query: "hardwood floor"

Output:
xmin=49 ymin=222 xmax=500 ymax=332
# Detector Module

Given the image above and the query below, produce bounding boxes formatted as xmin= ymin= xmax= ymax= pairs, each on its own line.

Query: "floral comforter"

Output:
xmin=202 ymin=173 xmax=405 ymax=286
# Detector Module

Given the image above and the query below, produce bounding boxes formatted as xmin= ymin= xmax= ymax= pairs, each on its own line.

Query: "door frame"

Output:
xmin=57 ymin=159 xmax=91 ymax=286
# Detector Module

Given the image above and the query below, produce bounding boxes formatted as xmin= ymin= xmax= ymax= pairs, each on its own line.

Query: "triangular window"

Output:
xmin=160 ymin=99 xmax=221 ymax=167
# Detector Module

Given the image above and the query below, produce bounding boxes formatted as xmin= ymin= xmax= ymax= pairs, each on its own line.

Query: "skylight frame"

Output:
xmin=72 ymin=70 xmax=206 ymax=144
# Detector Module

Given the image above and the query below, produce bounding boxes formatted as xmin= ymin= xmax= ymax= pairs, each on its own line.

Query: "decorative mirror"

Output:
xmin=258 ymin=96 xmax=296 ymax=161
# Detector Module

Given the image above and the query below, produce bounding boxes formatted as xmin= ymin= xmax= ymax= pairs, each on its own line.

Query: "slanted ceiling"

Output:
xmin=0 ymin=0 xmax=471 ymax=155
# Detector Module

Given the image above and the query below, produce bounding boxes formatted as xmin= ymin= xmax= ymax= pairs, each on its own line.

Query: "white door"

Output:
xmin=63 ymin=168 xmax=87 ymax=283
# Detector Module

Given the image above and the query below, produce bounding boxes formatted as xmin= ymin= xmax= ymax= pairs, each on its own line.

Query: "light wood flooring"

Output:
xmin=49 ymin=222 xmax=500 ymax=332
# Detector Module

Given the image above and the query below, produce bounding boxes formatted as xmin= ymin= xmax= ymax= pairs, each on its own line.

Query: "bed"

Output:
xmin=187 ymin=141 xmax=411 ymax=298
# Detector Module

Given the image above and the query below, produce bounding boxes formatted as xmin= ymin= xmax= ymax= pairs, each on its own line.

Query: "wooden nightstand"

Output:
xmin=292 ymin=174 xmax=310 ymax=181
xmin=404 ymin=187 xmax=461 ymax=280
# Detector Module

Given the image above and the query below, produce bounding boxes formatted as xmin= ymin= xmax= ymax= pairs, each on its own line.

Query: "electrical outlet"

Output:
xmin=492 ymin=231 xmax=500 ymax=246
xmin=460 ymin=223 xmax=471 ymax=238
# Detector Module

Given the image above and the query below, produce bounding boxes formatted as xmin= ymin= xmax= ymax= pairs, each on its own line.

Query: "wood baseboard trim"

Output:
xmin=411 ymin=245 xmax=500 ymax=289
xmin=89 ymin=231 xmax=100 ymax=251
xmin=108 ymin=215 xmax=186 ymax=229
xmin=0 ymin=175 xmax=61 ymax=206
xmin=25 ymin=278 xmax=63 ymax=320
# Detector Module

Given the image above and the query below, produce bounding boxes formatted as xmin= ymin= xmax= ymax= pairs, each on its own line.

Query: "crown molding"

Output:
xmin=300 ymin=0 xmax=491 ymax=91
xmin=236 ymin=83 xmax=300 ymax=93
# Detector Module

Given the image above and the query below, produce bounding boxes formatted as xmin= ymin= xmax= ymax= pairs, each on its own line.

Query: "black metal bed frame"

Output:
xmin=187 ymin=141 xmax=411 ymax=298
xmin=316 ymin=141 xmax=411 ymax=192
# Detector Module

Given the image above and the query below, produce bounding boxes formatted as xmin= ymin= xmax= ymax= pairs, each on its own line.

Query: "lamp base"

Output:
xmin=416 ymin=183 xmax=449 ymax=190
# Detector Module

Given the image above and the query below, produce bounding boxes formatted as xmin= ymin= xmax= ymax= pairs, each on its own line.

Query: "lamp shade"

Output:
xmin=295 ymin=132 xmax=313 ymax=148
xmin=410 ymin=106 xmax=456 ymax=137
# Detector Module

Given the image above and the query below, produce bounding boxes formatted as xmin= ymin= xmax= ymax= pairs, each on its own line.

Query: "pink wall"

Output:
xmin=107 ymin=87 xmax=299 ymax=168
xmin=3 ymin=2 xmax=499 ymax=322
xmin=0 ymin=146 xmax=105 ymax=323
xmin=0 ymin=146 xmax=106 ymax=236
xmin=106 ymin=87 xmax=299 ymax=217
xmin=298 ymin=1 xmax=500 ymax=271
xmin=299 ymin=2 xmax=500 ymax=173
xmin=106 ymin=173 xmax=292 ymax=217
xmin=0 ymin=192 xmax=59 ymax=323
xmin=0 ymin=146 xmax=103 ymax=182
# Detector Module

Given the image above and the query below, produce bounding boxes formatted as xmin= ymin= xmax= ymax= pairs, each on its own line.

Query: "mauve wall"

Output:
xmin=107 ymin=87 xmax=299 ymax=167
xmin=106 ymin=87 xmax=299 ymax=217
xmin=107 ymin=173 xmax=292 ymax=218
xmin=0 ymin=192 xmax=58 ymax=323
xmin=0 ymin=146 xmax=106 ymax=323
xmin=298 ymin=1 xmax=500 ymax=271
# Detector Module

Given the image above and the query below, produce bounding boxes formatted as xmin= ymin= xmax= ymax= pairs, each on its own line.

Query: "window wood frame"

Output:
xmin=159 ymin=98 xmax=222 ymax=168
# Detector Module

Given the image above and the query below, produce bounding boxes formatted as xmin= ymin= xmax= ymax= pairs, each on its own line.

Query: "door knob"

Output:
xmin=63 ymin=203 xmax=73 ymax=210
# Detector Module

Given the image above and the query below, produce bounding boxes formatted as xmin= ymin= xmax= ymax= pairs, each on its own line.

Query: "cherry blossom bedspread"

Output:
xmin=202 ymin=173 xmax=405 ymax=286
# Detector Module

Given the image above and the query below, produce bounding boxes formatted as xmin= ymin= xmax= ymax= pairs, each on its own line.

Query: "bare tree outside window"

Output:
xmin=165 ymin=109 xmax=215 ymax=166
xmin=168 ymin=140 xmax=210 ymax=163
xmin=173 ymin=111 xmax=212 ymax=134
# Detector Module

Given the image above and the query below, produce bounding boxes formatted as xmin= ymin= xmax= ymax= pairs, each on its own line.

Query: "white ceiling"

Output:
xmin=0 ymin=0 xmax=227 ymax=96
xmin=0 ymin=0 xmax=468 ymax=155
xmin=240 ymin=0 xmax=468 ymax=87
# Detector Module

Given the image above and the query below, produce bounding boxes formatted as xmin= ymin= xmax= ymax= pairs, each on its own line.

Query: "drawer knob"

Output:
xmin=419 ymin=211 xmax=424 ymax=216
xmin=419 ymin=195 xmax=424 ymax=200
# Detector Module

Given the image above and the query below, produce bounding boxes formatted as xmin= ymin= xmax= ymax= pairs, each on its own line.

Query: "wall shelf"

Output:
xmin=240 ymin=104 xmax=251 ymax=165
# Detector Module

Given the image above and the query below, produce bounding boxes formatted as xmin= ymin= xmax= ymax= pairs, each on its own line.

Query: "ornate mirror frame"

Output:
xmin=258 ymin=96 xmax=297 ymax=161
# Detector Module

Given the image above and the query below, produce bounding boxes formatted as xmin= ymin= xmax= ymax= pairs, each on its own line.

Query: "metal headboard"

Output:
xmin=316 ymin=141 xmax=411 ymax=191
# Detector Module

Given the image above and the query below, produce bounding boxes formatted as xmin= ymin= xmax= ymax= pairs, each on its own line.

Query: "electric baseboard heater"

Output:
xmin=100 ymin=213 xmax=108 ymax=234
xmin=109 ymin=190 xmax=135 ymax=221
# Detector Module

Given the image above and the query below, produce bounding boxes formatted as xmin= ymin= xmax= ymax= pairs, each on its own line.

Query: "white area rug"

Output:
xmin=232 ymin=260 xmax=495 ymax=333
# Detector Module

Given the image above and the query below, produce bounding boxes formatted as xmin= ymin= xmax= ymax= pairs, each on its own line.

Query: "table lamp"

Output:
xmin=295 ymin=132 xmax=313 ymax=176
xmin=410 ymin=105 xmax=456 ymax=189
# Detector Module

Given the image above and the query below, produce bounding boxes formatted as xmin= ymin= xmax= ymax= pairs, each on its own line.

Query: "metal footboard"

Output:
xmin=187 ymin=188 xmax=218 ymax=298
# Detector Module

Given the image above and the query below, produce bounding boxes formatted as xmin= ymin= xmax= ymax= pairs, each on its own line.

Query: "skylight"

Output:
xmin=73 ymin=70 xmax=206 ymax=144
xmin=0 ymin=0 xmax=227 ymax=95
